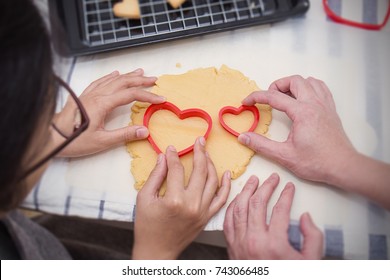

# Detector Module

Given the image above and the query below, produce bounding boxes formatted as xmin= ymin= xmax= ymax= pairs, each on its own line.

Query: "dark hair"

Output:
xmin=0 ymin=0 xmax=56 ymax=212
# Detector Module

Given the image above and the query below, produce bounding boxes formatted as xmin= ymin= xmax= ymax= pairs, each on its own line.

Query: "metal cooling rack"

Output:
xmin=50 ymin=0 xmax=309 ymax=55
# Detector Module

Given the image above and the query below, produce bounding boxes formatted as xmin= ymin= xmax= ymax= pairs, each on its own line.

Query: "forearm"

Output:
xmin=327 ymin=151 xmax=390 ymax=210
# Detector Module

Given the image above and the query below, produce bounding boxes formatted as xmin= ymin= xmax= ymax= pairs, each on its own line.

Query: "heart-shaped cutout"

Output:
xmin=143 ymin=102 xmax=212 ymax=157
xmin=219 ymin=105 xmax=260 ymax=137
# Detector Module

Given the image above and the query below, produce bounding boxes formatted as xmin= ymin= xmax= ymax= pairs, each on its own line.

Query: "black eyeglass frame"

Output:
xmin=19 ymin=76 xmax=90 ymax=180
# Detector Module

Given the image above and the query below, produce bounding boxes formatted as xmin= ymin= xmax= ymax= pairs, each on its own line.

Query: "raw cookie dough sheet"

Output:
xmin=127 ymin=65 xmax=272 ymax=193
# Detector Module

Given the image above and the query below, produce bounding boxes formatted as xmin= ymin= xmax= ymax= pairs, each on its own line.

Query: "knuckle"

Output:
xmin=266 ymin=91 xmax=276 ymax=103
xmin=127 ymin=87 xmax=139 ymax=97
xmin=290 ymin=75 xmax=304 ymax=88
xmin=123 ymin=128 xmax=136 ymax=142
xmin=291 ymin=75 xmax=304 ymax=83
xmin=171 ymin=161 xmax=184 ymax=173
xmin=119 ymin=75 xmax=129 ymax=85
xmin=165 ymin=197 xmax=184 ymax=212
xmin=113 ymin=76 xmax=125 ymax=87
xmin=119 ymin=76 xmax=136 ymax=89
xmin=233 ymin=203 xmax=248 ymax=219
xmin=248 ymin=136 xmax=262 ymax=153
xmin=249 ymin=195 xmax=263 ymax=210
xmin=185 ymin=205 xmax=202 ymax=220
xmin=127 ymin=76 xmax=143 ymax=87
xmin=273 ymin=203 xmax=287 ymax=216
xmin=267 ymin=91 xmax=276 ymax=99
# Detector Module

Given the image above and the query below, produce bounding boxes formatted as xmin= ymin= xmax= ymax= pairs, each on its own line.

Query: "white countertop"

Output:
xmin=24 ymin=0 xmax=390 ymax=259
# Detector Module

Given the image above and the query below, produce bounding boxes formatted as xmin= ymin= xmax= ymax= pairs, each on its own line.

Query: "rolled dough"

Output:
xmin=127 ymin=65 xmax=272 ymax=193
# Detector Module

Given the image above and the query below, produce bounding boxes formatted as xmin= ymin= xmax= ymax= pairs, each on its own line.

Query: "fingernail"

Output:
xmin=238 ymin=134 xmax=250 ymax=145
xmin=225 ymin=170 xmax=231 ymax=180
xmin=158 ymin=96 xmax=166 ymax=102
xmin=303 ymin=212 xmax=312 ymax=222
xmin=168 ymin=145 xmax=176 ymax=152
xmin=134 ymin=68 xmax=143 ymax=73
xmin=157 ymin=153 xmax=164 ymax=164
xmin=247 ymin=175 xmax=258 ymax=184
xmin=112 ymin=70 xmax=119 ymax=76
xmin=286 ymin=182 xmax=295 ymax=190
xmin=136 ymin=127 xmax=149 ymax=138
xmin=199 ymin=136 xmax=206 ymax=146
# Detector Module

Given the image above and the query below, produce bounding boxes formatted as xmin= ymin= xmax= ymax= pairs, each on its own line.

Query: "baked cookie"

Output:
xmin=167 ymin=0 xmax=187 ymax=9
xmin=113 ymin=0 xmax=141 ymax=19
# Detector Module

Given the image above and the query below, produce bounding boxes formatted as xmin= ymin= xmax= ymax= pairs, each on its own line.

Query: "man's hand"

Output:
xmin=224 ymin=173 xmax=323 ymax=260
xmin=239 ymin=76 xmax=356 ymax=183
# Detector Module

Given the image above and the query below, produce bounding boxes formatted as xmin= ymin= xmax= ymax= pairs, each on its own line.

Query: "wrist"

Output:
xmin=322 ymin=147 xmax=360 ymax=191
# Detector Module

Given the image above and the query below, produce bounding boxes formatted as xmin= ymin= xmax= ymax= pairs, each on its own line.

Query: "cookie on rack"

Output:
xmin=113 ymin=0 xmax=187 ymax=20
xmin=113 ymin=0 xmax=141 ymax=19
xmin=167 ymin=0 xmax=187 ymax=9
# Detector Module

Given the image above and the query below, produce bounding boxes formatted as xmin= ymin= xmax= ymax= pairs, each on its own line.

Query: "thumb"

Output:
xmin=106 ymin=125 xmax=149 ymax=146
xmin=238 ymin=132 xmax=285 ymax=160
xmin=139 ymin=153 xmax=167 ymax=198
xmin=300 ymin=212 xmax=323 ymax=259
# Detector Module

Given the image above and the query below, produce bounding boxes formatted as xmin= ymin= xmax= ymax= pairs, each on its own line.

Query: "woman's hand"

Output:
xmin=224 ymin=173 xmax=323 ymax=260
xmin=133 ymin=137 xmax=231 ymax=259
xmin=56 ymin=69 xmax=165 ymax=157
xmin=238 ymin=76 xmax=356 ymax=184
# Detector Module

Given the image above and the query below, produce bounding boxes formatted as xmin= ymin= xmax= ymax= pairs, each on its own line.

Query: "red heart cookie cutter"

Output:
xmin=143 ymin=102 xmax=213 ymax=157
xmin=218 ymin=105 xmax=260 ymax=137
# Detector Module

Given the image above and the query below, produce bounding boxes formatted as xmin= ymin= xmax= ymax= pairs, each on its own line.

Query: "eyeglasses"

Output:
xmin=20 ymin=76 xmax=89 ymax=180
xmin=323 ymin=0 xmax=390 ymax=30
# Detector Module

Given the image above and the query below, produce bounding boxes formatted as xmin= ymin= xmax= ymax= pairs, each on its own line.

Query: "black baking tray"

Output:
xmin=49 ymin=0 xmax=310 ymax=56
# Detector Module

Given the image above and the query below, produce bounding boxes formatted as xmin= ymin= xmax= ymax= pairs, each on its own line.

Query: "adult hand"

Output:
xmin=55 ymin=69 xmax=165 ymax=157
xmin=133 ymin=137 xmax=231 ymax=259
xmin=239 ymin=76 xmax=356 ymax=183
xmin=224 ymin=173 xmax=323 ymax=259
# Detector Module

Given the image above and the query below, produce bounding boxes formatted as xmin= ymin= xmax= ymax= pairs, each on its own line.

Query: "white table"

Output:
xmin=24 ymin=0 xmax=390 ymax=259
